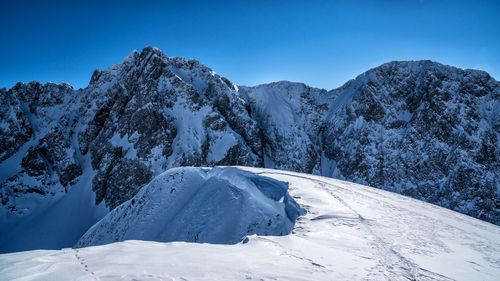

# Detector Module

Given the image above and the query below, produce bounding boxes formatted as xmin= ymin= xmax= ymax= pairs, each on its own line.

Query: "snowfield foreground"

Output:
xmin=1 ymin=167 xmax=499 ymax=280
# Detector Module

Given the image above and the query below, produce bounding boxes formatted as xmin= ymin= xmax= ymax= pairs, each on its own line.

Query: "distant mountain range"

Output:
xmin=0 ymin=46 xmax=498 ymax=251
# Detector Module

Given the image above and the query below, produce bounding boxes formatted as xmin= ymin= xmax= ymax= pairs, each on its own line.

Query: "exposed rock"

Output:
xmin=0 ymin=49 xmax=498 ymax=224
xmin=320 ymin=61 xmax=499 ymax=223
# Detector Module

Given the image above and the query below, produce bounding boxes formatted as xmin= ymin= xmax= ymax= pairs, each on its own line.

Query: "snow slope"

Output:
xmin=0 ymin=148 xmax=107 ymax=253
xmin=1 ymin=167 xmax=499 ymax=281
xmin=76 ymin=167 xmax=304 ymax=246
xmin=239 ymin=82 xmax=333 ymax=173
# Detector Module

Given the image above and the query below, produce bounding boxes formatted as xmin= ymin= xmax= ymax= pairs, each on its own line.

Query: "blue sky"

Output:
xmin=1 ymin=0 xmax=499 ymax=90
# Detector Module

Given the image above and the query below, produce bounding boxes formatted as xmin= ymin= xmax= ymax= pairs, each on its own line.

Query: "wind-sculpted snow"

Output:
xmin=1 ymin=168 xmax=499 ymax=280
xmin=76 ymin=167 xmax=304 ymax=247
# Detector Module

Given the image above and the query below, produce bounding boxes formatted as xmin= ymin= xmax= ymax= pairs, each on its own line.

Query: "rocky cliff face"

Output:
xmin=77 ymin=47 xmax=261 ymax=209
xmin=239 ymin=82 xmax=335 ymax=173
xmin=320 ymin=61 xmax=499 ymax=223
xmin=0 ymin=47 xmax=498 ymax=224
xmin=1 ymin=47 xmax=260 ymax=215
xmin=0 ymin=82 xmax=82 ymax=215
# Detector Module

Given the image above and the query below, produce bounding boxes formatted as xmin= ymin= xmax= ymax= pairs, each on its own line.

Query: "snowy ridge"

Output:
xmin=76 ymin=167 xmax=304 ymax=247
xmin=1 ymin=167 xmax=499 ymax=281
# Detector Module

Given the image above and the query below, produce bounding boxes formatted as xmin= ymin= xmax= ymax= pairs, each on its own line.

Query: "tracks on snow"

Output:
xmin=258 ymin=171 xmax=454 ymax=281
xmin=71 ymin=248 xmax=98 ymax=280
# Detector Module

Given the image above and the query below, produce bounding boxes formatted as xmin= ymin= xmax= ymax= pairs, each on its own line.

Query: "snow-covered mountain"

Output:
xmin=238 ymin=82 xmax=334 ymax=173
xmin=241 ymin=62 xmax=499 ymax=224
xmin=1 ymin=47 xmax=262 ymax=248
xmin=1 ymin=167 xmax=499 ymax=281
xmin=0 ymin=46 xmax=498 ymax=253
xmin=320 ymin=61 xmax=499 ymax=224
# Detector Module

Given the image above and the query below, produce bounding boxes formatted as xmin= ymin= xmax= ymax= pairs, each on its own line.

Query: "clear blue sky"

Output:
xmin=1 ymin=0 xmax=499 ymax=90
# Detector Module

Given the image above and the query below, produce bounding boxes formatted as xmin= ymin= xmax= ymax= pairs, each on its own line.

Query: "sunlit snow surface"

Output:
xmin=1 ymin=167 xmax=499 ymax=280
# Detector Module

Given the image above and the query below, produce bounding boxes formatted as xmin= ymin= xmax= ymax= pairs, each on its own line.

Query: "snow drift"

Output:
xmin=76 ymin=167 xmax=304 ymax=247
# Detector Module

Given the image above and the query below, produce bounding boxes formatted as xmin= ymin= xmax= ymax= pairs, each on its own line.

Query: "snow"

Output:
xmin=165 ymin=98 xmax=211 ymax=167
xmin=206 ymin=133 xmax=237 ymax=162
xmin=241 ymin=82 xmax=327 ymax=138
xmin=76 ymin=167 xmax=303 ymax=247
xmin=0 ymin=144 xmax=108 ymax=254
xmin=167 ymin=59 xmax=209 ymax=95
xmin=1 ymin=167 xmax=499 ymax=280
xmin=238 ymin=81 xmax=332 ymax=173
xmin=109 ymin=132 xmax=138 ymax=159
xmin=0 ymin=139 xmax=34 ymax=183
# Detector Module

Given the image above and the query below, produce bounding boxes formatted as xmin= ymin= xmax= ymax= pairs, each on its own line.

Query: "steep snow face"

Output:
xmin=0 ymin=82 xmax=84 ymax=220
xmin=0 ymin=81 xmax=110 ymax=254
xmin=76 ymin=167 xmax=304 ymax=247
xmin=0 ymin=134 xmax=107 ymax=254
xmin=1 ymin=167 xmax=499 ymax=281
xmin=239 ymin=82 xmax=334 ymax=173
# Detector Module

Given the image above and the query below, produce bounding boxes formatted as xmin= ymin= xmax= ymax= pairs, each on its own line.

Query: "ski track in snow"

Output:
xmin=0 ymin=167 xmax=499 ymax=281
xmin=258 ymin=171 xmax=453 ymax=280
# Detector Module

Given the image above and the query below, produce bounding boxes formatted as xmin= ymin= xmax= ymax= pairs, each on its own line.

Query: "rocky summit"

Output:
xmin=1 ymin=46 xmax=498 ymax=225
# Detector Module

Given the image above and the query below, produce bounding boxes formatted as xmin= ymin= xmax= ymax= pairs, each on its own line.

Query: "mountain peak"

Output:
xmin=367 ymin=59 xmax=494 ymax=82
xmin=140 ymin=45 xmax=164 ymax=57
